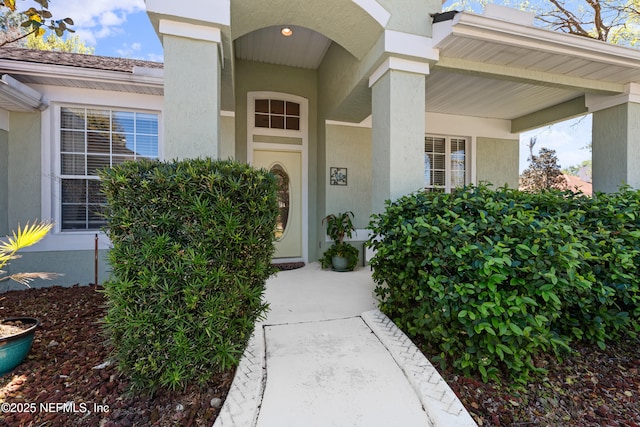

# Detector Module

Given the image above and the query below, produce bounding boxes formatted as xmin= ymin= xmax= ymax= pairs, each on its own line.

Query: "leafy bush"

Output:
xmin=368 ymin=185 xmax=640 ymax=383
xmin=99 ymin=158 xmax=278 ymax=391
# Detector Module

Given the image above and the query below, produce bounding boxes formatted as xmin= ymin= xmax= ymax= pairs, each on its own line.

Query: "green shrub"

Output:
xmin=99 ymin=158 xmax=278 ymax=391
xmin=368 ymin=185 xmax=640 ymax=383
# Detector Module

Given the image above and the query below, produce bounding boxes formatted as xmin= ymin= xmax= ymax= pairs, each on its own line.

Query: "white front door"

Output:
xmin=248 ymin=91 xmax=308 ymax=262
xmin=253 ymin=150 xmax=302 ymax=258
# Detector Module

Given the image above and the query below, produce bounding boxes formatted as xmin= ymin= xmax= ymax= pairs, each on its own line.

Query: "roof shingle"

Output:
xmin=0 ymin=46 xmax=163 ymax=73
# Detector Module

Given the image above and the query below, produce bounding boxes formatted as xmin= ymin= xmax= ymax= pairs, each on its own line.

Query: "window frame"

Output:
xmin=424 ymin=134 xmax=471 ymax=193
xmin=51 ymin=103 xmax=161 ymax=235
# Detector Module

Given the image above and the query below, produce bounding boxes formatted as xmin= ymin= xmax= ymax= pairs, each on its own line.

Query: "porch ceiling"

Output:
xmin=425 ymin=70 xmax=582 ymax=120
xmin=425 ymin=11 xmax=640 ymax=121
xmin=234 ymin=25 xmax=332 ymax=70
xmin=433 ymin=13 xmax=640 ymax=86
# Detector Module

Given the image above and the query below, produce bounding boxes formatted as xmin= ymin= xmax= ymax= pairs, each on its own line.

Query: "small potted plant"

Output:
xmin=320 ymin=211 xmax=359 ymax=272
xmin=0 ymin=221 xmax=59 ymax=374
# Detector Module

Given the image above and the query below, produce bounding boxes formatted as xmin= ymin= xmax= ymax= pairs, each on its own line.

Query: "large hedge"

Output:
xmin=99 ymin=158 xmax=278 ymax=390
xmin=368 ymin=185 xmax=640 ymax=383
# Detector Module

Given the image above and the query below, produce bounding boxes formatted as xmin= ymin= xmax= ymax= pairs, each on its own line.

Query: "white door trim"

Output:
xmin=247 ymin=91 xmax=308 ymax=263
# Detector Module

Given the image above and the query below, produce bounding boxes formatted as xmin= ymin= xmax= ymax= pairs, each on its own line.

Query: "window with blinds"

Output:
xmin=424 ymin=136 xmax=468 ymax=193
xmin=60 ymin=107 xmax=159 ymax=231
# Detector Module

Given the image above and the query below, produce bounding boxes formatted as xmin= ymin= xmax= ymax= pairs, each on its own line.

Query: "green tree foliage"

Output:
xmin=25 ymin=33 xmax=94 ymax=53
xmin=563 ymin=159 xmax=592 ymax=180
xmin=519 ymin=137 xmax=567 ymax=191
xmin=0 ymin=0 xmax=74 ymax=47
xmin=448 ymin=0 xmax=640 ymax=47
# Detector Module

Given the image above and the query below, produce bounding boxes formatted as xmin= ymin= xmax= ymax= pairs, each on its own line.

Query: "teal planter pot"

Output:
xmin=0 ymin=318 xmax=39 ymax=375
xmin=331 ymin=255 xmax=351 ymax=272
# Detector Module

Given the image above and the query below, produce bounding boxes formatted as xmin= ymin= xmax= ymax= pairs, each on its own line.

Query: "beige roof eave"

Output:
xmin=433 ymin=12 xmax=640 ymax=79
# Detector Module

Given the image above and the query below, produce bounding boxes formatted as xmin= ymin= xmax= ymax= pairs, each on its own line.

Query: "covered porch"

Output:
xmin=145 ymin=0 xmax=640 ymax=264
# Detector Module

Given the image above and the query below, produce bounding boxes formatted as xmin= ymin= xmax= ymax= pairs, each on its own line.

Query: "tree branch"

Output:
xmin=0 ymin=27 xmax=37 ymax=47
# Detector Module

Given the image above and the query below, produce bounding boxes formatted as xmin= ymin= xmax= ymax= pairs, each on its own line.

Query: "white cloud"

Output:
xmin=32 ymin=0 xmax=145 ymax=42
xmin=99 ymin=11 xmax=127 ymax=28
xmin=116 ymin=42 xmax=142 ymax=58
xmin=145 ymin=53 xmax=165 ymax=63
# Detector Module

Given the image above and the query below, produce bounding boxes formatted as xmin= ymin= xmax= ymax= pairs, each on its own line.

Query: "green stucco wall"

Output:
xmin=387 ymin=0 xmax=441 ymax=36
xmin=220 ymin=115 xmax=235 ymax=160
xmin=320 ymin=124 xmax=372 ymax=267
xmin=163 ymin=35 xmax=220 ymax=160
xmin=476 ymin=137 xmax=520 ymax=188
xmin=593 ymin=102 xmax=640 ymax=192
xmin=3 ymin=249 xmax=109 ymax=290
xmin=0 ymin=128 xmax=7 ymax=235
xmin=231 ymin=0 xmax=383 ymax=61
xmin=234 ymin=59 xmax=319 ymax=261
xmin=325 ymin=125 xmax=372 ymax=228
xmin=8 ymin=112 xmax=41 ymax=229
xmin=371 ymin=69 xmax=426 ymax=213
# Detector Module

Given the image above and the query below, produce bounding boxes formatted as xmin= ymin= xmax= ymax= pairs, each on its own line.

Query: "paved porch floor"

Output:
xmin=213 ymin=263 xmax=477 ymax=427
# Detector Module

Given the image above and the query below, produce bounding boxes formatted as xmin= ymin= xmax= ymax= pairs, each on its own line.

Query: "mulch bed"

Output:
xmin=415 ymin=336 xmax=640 ymax=426
xmin=0 ymin=285 xmax=233 ymax=427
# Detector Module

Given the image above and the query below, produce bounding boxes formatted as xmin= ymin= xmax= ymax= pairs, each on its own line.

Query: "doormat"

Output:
xmin=271 ymin=262 xmax=305 ymax=271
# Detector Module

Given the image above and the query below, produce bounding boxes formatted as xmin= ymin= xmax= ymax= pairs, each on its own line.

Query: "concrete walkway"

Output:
xmin=213 ymin=263 xmax=477 ymax=427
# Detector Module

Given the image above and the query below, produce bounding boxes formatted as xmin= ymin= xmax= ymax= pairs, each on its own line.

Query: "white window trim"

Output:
xmin=424 ymin=134 xmax=474 ymax=193
xmin=37 ymin=96 xmax=162 ymax=252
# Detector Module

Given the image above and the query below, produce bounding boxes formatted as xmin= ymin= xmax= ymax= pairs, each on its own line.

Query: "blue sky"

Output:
xmin=44 ymin=0 xmax=163 ymax=61
xmin=42 ymin=0 xmax=592 ymax=173
xmin=519 ymin=116 xmax=592 ymax=173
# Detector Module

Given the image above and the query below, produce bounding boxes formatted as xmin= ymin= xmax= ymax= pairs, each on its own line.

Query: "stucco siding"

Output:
xmin=325 ymin=124 xmax=372 ymax=229
xmin=0 ymin=128 xmax=8 ymax=235
xmin=8 ymin=112 xmax=41 ymax=229
xmin=3 ymin=249 xmax=109 ymax=289
xmin=593 ymin=102 xmax=640 ymax=192
xmin=387 ymin=0 xmax=440 ymax=36
xmin=476 ymin=137 xmax=519 ymax=188
xmin=220 ymin=114 xmax=236 ymax=160
xmin=629 ymin=103 xmax=640 ymax=188
xmin=163 ymin=35 xmax=220 ymax=160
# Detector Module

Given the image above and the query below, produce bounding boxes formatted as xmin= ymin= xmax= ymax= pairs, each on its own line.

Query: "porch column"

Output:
xmin=369 ymin=58 xmax=428 ymax=213
xmin=592 ymin=101 xmax=640 ymax=192
xmin=159 ymin=20 xmax=222 ymax=160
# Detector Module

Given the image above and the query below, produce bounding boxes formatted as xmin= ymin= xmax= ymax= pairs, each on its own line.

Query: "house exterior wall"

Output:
xmin=3 ymin=249 xmax=108 ymax=290
xmin=220 ymin=114 xmax=235 ymax=160
xmin=371 ymin=69 xmax=426 ymax=213
xmin=325 ymin=124 xmax=372 ymax=228
xmin=386 ymin=0 xmax=440 ymax=36
xmin=593 ymin=102 xmax=640 ymax=192
xmin=0 ymin=127 xmax=8 ymax=235
xmin=163 ymin=34 xmax=220 ymax=160
xmin=476 ymin=137 xmax=520 ymax=188
xmin=234 ymin=59 xmax=319 ymax=261
xmin=8 ymin=112 xmax=41 ymax=229
xmin=320 ymin=123 xmax=372 ymax=265
xmin=2 ymin=86 xmax=163 ymax=287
